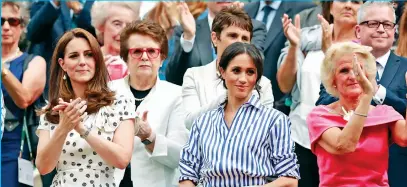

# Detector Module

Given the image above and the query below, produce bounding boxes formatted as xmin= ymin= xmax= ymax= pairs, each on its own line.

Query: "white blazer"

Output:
xmin=110 ymin=76 xmax=189 ymax=187
xmin=182 ymin=60 xmax=274 ymax=129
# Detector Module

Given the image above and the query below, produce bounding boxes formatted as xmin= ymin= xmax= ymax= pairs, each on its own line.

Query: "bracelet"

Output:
xmin=354 ymin=112 xmax=368 ymax=118
xmin=80 ymin=128 xmax=91 ymax=139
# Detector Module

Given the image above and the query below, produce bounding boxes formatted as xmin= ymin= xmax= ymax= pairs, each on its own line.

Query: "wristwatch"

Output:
xmin=80 ymin=127 xmax=91 ymax=139
xmin=141 ymin=132 xmax=156 ymax=145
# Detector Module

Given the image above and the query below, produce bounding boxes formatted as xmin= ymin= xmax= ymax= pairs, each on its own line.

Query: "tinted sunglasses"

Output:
xmin=1 ymin=17 xmax=22 ymax=27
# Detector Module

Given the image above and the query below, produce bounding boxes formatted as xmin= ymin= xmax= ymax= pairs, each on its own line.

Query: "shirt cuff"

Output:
xmin=180 ymin=33 xmax=195 ymax=53
xmin=145 ymin=133 xmax=168 ymax=157
xmin=373 ymin=85 xmax=386 ymax=105
xmin=49 ymin=0 xmax=60 ymax=9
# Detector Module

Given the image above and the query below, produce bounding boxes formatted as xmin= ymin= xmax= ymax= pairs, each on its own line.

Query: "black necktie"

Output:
xmin=262 ymin=6 xmax=273 ymax=25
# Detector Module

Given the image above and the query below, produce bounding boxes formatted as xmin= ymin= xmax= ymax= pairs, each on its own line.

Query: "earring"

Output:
xmin=63 ymin=74 xmax=66 ymax=80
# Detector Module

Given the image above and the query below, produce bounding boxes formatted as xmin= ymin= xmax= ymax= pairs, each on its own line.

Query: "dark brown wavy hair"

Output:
xmin=396 ymin=5 xmax=407 ymax=57
xmin=41 ymin=28 xmax=115 ymax=124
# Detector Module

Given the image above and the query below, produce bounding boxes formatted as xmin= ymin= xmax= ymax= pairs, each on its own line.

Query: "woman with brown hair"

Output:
xmin=396 ymin=4 xmax=407 ymax=57
xmin=35 ymin=28 xmax=136 ymax=187
xmin=112 ymin=20 xmax=188 ymax=187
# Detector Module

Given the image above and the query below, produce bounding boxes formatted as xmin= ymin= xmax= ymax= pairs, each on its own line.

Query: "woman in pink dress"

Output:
xmin=307 ymin=41 xmax=407 ymax=187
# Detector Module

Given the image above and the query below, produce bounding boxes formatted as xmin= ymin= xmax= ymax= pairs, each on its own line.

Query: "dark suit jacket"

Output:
xmin=27 ymin=1 xmax=95 ymax=63
xmin=316 ymin=52 xmax=407 ymax=115
xmin=244 ymin=2 xmax=316 ymax=112
xmin=165 ymin=17 xmax=267 ymax=86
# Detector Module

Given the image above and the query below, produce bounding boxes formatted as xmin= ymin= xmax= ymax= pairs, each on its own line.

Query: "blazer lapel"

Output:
xmin=202 ymin=61 xmax=221 ymax=103
xmin=196 ymin=18 xmax=214 ymax=66
xmin=264 ymin=3 xmax=290 ymax=50
xmin=380 ymin=52 xmax=400 ymax=87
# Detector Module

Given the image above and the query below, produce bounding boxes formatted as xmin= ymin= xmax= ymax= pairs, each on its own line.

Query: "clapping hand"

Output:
xmin=66 ymin=1 xmax=83 ymax=14
xmin=53 ymin=98 xmax=87 ymax=133
xmin=178 ymin=2 xmax=196 ymax=40
xmin=230 ymin=1 xmax=244 ymax=9
xmin=353 ymin=54 xmax=374 ymax=97
xmin=282 ymin=14 xmax=301 ymax=47
xmin=318 ymin=14 xmax=333 ymax=53
xmin=135 ymin=111 xmax=152 ymax=140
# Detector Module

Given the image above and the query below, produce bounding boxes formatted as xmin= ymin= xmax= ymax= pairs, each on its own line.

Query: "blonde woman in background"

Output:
xmin=396 ymin=5 xmax=407 ymax=57
xmin=91 ymin=2 xmax=141 ymax=80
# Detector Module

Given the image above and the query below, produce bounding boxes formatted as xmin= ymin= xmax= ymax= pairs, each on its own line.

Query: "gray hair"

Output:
xmin=357 ymin=1 xmax=396 ymax=24
xmin=91 ymin=2 xmax=141 ymax=44
xmin=1 ymin=1 xmax=30 ymax=27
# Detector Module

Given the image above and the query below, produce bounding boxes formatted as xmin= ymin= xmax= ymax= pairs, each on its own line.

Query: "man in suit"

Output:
xmin=315 ymin=2 xmax=407 ymax=187
xmin=165 ymin=2 xmax=267 ymax=86
xmin=244 ymin=1 xmax=316 ymax=114
xmin=181 ymin=6 xmax=274 ymax=130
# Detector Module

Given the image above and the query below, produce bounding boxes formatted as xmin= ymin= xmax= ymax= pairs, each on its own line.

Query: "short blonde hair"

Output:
xmin=321 ymin=42 xmax=376 ymax=97
xmin=1 ymin=1 xmax=29 ymax=27
xmin=91 ymin=2 xmax=141 ymax=44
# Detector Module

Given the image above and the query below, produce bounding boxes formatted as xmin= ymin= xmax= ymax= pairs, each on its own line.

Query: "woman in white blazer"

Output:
xmin=182 ymin=7 xmax=274 ymax=129
xmin=110 ymin=20 xmax=188 ymax=187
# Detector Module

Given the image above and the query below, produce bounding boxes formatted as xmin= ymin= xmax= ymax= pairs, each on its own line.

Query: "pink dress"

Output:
xmin=106 ymin=57 xmax=128 ymax=80
xmin=307 ymin=105 xmax=404 ymax=187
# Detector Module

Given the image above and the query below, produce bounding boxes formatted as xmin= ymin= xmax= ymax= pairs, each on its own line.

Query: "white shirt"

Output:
xmin=289 ymin=50 xmax=324 ymax=149
xmin=373 ymin=50 xmax=390 ymax=105
xmin=139 ymin=2 xmax=158 ymax=19
xmin=255 ymin=1 xmax=281 ymax=31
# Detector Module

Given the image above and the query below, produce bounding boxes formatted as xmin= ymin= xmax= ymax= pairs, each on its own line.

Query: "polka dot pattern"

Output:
xmin=37 ymin=95 xmax=136 ymax=187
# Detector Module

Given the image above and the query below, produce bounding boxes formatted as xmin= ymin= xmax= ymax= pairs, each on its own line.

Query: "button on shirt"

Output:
xmin=373 ymin=51 xmax=390 ymax=104
xmin=255 ymin=1 xmax=281 ymax=31
xmin=179 ymin=94 xmax=299 ymax=187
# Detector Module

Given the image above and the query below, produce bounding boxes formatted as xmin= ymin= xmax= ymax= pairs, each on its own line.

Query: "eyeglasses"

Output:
xmin=359 ymin=20 xmax=396 ymax=30
xmin=1 ymin=17 xmax=22 ymax=27
xmin=128 ymin=48 xmax=161 ymax=60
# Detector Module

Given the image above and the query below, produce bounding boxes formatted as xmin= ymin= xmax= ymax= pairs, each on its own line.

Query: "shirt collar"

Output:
xmin=208 ymin=13 xmax=214 ymax=31
xmin=218 ymin=94 xmax=262 ymax=111
xmin=376 ymin=50 xmax=391 ymax=68
xmin=258 ymin=1 xmax=281 ymax=13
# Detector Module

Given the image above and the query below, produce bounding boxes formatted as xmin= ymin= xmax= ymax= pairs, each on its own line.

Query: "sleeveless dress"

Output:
xmin=37 ymin=94 xmax=136 ymax=187
xmin=1 ymin=53 xmax=33 ymax=187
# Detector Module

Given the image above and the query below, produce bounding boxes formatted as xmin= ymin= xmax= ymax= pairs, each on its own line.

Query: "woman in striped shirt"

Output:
xmin=179 ymin=42 xmax=300 ymax=187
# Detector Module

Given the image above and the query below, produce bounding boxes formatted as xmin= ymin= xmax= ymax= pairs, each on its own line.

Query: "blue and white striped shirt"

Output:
xmin=179 ymin=94 xmax=300 ymax=187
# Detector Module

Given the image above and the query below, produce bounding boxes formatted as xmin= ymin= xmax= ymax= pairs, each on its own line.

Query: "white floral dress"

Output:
xmin=37 ymin=95 xmax=136 ymax=187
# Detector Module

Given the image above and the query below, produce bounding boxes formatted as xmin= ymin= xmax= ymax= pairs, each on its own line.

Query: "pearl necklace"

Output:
xmin=341 ymin=106 xmax=354 ymax=121
xmin=134 ymin=97 xmax=145 ymax=101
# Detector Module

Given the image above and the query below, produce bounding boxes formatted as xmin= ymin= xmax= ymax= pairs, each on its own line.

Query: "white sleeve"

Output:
xmin=180 ymin=33 xmax=196 ymax=53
